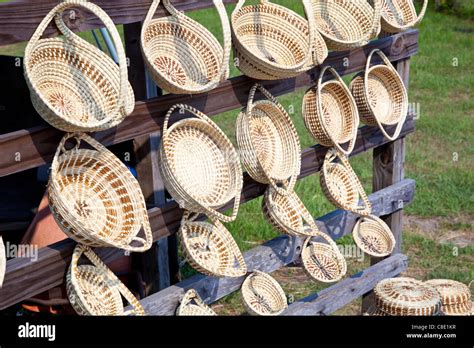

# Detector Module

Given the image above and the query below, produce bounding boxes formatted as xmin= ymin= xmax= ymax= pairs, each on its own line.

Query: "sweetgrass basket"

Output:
xmin=350 ymin=49 xmax=408 ymax=141
xmin=311 ymin=0 xmax=382 ymax=51
xmin=24 ymin=0 xmax=134 ymax=132
xmin=352 ymin=215 xmax=396 ymax=257
xmin=0 ymin=236 xmax=5 ymax=288
xmin=381 ymin=0 xmax=428 ymax=33
xmin=141 ymin=0 xmax=230 ymax=94
xmin=231 ymin=0 xmax=327 ymax=80
xmin=237 ymin=84 xmax=301 ymax=195
xmin=425 ymin=279 xmax=472 ymax=316
xmin=159 ymin=104 xmax=243 ymax=223
xmin=176 ymin=289 xmax=217 ymax=316
xmin=67 ymin=244 xmax=145 ymax=316
xmin=303 ymin=66 xmax=359 ymax=155
xmin=48 ymin=133 xmax=152 ymax=252
xmin=241 ymin=270 xmax=287 ymax=316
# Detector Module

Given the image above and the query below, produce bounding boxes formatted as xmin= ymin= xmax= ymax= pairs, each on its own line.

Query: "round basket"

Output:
xmin=374 ymin=277 xmax=442 ymax=316
xmin=237 ymin=84 xmax=301 ymax=195
xmin=176 ymin=289 xmax=217 ymax=316
xmin=23 ymin=1 xmax=134 ymax=132
xmin=159 ymin=104 xmax=243 ymax=223
xmin=231 ymin=0 xmax=327 ymax=80
xmin=0 ymin=236 xmax=5 ymax=288
xmin=381 ymin=0 xmax=428 ymax=33
xmin=179 ymin=213 xmax=247 ymax=278
xmin=350 ymin=49 xmax=408 ymax=141
xmin=141 ymin=0 xmax=230 ymax=94
xmin=425 ymin=279 xmax=472 ymax=316
xmin=241 ymin=270 xmax=287 ymax=316
xmin=303 ymin=66 xmax=359 ymax=155
xmin=48 ymin=133 xmax=152 ymax=252
xmin=352 ymin=215 xmax=396 ymax=257
xmin=66 ymin=244 xmax=144 ymax=316
xmin=311 ymin=0 xmax=382 ymax=51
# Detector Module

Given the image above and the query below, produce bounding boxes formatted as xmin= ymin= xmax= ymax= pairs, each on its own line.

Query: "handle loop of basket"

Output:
xmin=366 ymin=0 xmax=382 ymax=42
xmin=303 ymin=233 xmax=340 ymax=258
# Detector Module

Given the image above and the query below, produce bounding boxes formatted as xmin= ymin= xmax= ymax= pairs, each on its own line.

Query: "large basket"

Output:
xmin=381 ymin=0 xmax=428 ymax=33
xmin=241 ymin=270 xmax=287 ymax=316
xmin=141 ymin=0 xmax=230 ymax=94
xmin=311 ymin=0 xmax=382 ymax=51
xmin=425 ymin=279 xmax=472 ymax=316
xmin=24 ymin=0 xmax=134 ymax=132
xmin=0 ymin=236 xmax=5 ymax=288
xmin=159 ymin=104 xmax=243 ymax=223
xmin=49 ymin=133 xmax=152 ymax=252
xmin=176 ymin=289 xmax=217 ymax=316
xmin=237 ymin=84 xmax=301 ymax=195
xmin=352 ymin=215 xmax=396 ymax=257
xmin=231 ymin=0 xmax=328 ymax=80
xmin=66 ymin=244 xmax=145 ymax=316
xmin=350 ymin=49 xmax=408 ymax=141
xmin=303 ymin=66 xmax=359 ymax=155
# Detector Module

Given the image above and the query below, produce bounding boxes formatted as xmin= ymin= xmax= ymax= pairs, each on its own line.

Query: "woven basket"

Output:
xmin=67 ymin=244 xmax=145 ymax=316
xmin=49 ymin=133 xmax=152 ymax=252
xmin=160 ymin=104 xmax=243 ymax=223
xmin=231 ymin=0 xmax=328 ymax=80
xmin=179 ymin=213 xmax=247 ymax=278
xmin=425 ymin=279 xmax=472 ymax=316
xmin=311 ymin=0 xmax=382 ymax=51
xmin=320 ymin=149 xmax=372 ymax=216
xmin=350 ymin=49 xmax=408 ymax=141
xmin=0 ymin=236 xmax=5 ymax=288
xmin=237 ymin=84 xmax=301 ymax=195
xmin=352 ymin=215 xmax=396 ymax=257
xmin=176 ymin=289 xmax=217 ymax=316
xmin=381 ymin=0 xmax=428 ymax=33
xmin=241 ymin=270 xmax=287 ymax=316
xmin=141 ymin=0 xmax=230 ymax=94
xmin=303 ymin=66 xmax=359 ymax=155
xmin=24 ymin=0 xmax=134 ymax=132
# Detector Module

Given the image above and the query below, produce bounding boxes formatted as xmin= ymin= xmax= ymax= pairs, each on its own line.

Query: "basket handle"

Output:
xmin=366 ymin=0 xmax=383 ymax=42
xmin=303 ymin=233 xmax=340 ymax=258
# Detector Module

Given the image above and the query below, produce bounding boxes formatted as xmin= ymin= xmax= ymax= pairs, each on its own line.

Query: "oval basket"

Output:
xmin=237 ymin=84 xmax=301 ymax=195
xmin=159 ymin=104 xmax=243 ymax=223
xmin=352 ymin=215 xmax=396 ymax=257
xmin=303 ymin=66 xmax=359 ymax=155
xmin=48 ymin=133 xmax=152 ymax=252
xmin=311 ymin=0 xmax=382 ymax=51
xmin=231 ymin=0 xmax=327 ymax=80
xmin=0 ymin=236 xmax=5 ymax=288
xmin=176 ymin=289 xmax=217 ymax=316
xmin=350 ymin=49 xmax=408 ymax=141
xmin=141 ymin=0 xmax=230 ymax=94
xmin=425 ymin=279 xmax=472 ymax=316
xmin=66 ymin=244 xmax=145 ymax=316
xmin=381 ymin=0 xmax=428 ymax=33
xmin=24 ymin=0 xmax=134 ymax=132
xmin=241 ymin=270 xmax=287 ymax=316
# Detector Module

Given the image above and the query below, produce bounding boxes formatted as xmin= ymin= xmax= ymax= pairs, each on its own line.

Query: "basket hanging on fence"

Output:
xmin=176 ymin=289 xmax=217 ymax=316
xmin=48 ymin=133 xmax=152 ymax=252
xmin=425 ymin=279 xmax=473 ymax=316
xmin=67 ymin=244 xmax=145 ymax=316
xmin=352 ymin=215 xmax=396 ymax=257
xmin=0 ymin=236 xmax=5 ymax=288
xmin=381 ymin=0 xmax=428 ymax=33
xmin=23 ymin=0 xmax=134 ymax=132
xmin=311 ymin=0 xmax=382 ymax=51
xmin=159 ymin=104 xmax=243 ymax=223
xmin=303 ymin=66 xmax=359 ymax=155
xmin=241 ymin=270 xmax=287 ymax=316
xmin=237 ymin=84 xmax=301 ymax=195
xmin=231 ymin=0 xmax=328 ymax=80
xmin=350 ymin=49 xmax=408 ymax=141
xmin=141 ymin=0 xmax=231 ymax=94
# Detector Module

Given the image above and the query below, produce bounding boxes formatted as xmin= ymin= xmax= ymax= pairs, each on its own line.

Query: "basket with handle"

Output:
xmin=311 ymin=0 xmax=382 ymax=51
xmin=237 ymin=84 xmax=301 ymax=196
xmin=159 ymin=104 xmax=243 ymax=223
xmin=141 ymin=0 xmax=231 ymax=94
xmin=352 ymin=215 xmax=396 ymax=257
xmin=231 ymin=0 xmax=327 ymax=80
xmin=381 ymin=0 xmax=428 ymax=33
xmin=66 ymin=244 xmax=145 ymax=316
xmin=303 ymin=66 xmax=359 ymax=155
xmin=23 ymin=0 xmax=134 ymax=132
xmin=350 ymin=49 xmax=408 ymax=141
xmin=425 ymin=279 xmax=472 ymax=316
xmin=0 ymin=236 xmax=5 ymax=288
xmin=48 ymin=133 xmax=152 ymax=252
xmin=176 ymin=289 xmax=217 ymax=316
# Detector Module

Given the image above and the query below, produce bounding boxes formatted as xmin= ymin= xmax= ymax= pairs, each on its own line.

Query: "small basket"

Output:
xmin=66 ymin=244 xmax=145 ymax=316
xmin=311 ymin=0 xmax=382 ymax=51
xmin=24 ymin=0 xmax=134 ymax=132
xmin=159 ymin=104 xmax=243 ymax=223
xmin=48 ymin=133 xmax=152 ymax=252
xmin=176 ymin=289 xmax=217 ymax=316
xmin=381 ymin=0 xmax=428 ymax=33
xmin=179 ymin=213 xmax=247 ymax=278
xmin=141 ymin=0 xmax=230 ymax=94
xmin=425 ymin=279 xmax=472 ymax=316
xmin=231 ymin=0 xmax=328 ymax=80
xmin=303 ymin=66 xmax=359 ymax=155
xmin=241 ymin=270 xmax=287 ymax=316
xmin=350 ymin=49 xmax=408 ymax=141
xmin=237 ymin=84 xmax=301 ymax=195
xmin=352 ymin=215 xmax=396 ymax=257
xmin=0 ymin=236 xmax=5 ymax=288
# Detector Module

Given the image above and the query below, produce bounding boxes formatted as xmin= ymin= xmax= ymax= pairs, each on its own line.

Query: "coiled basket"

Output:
xmin=352 ymin=215 xmax=396 ymax=257
xmin=381 ymin=0 xmax=428 ymax=33
xmin=425 ymin=279 xmax=473 ymax=316
xmin=176 ymin=289 xmax=217 ymax=316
